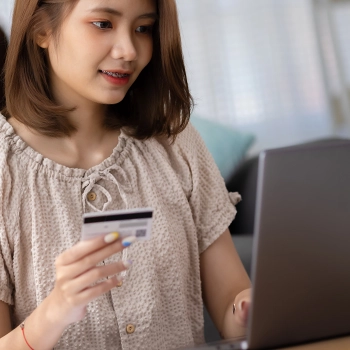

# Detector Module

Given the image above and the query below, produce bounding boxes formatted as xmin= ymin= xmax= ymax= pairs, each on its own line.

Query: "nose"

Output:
xmin=111 ymin=30 xmax=138 ymax=62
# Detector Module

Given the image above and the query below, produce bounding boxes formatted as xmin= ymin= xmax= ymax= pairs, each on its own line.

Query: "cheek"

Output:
xmin=47 ymin=41 xmax=74 ymax=70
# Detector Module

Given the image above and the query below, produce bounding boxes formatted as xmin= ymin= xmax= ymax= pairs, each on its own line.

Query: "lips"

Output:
xmin=100 ymin=70 xmax=131 ymax=78
xmin=99 ymin=69 xmax=132 ymax=86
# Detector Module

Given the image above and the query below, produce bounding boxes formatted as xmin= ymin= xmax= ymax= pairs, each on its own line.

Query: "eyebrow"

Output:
xmin=89 ymin=7 xmax=158 ymax=20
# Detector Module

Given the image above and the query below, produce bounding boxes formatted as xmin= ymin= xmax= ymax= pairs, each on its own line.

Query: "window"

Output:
xmin=176 ymin=0 xmax=348 ymax=153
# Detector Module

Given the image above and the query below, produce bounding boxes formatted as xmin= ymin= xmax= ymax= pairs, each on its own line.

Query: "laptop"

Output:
xmin=180 ymin=139 xmax=350 ymax=349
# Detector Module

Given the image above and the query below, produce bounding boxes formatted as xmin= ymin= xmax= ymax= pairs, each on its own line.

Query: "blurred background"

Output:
xmin=176 ymin=0 xmax=350 ymax=159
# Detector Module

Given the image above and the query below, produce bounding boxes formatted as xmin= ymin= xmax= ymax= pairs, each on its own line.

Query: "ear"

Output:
xmin=36 ymin=29 xmax=51 ymax=49
xmin=35 ymin=11 xmax=52 ymax=49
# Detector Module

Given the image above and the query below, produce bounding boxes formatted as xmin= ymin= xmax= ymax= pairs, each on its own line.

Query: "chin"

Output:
xmin=99 ymin=94 xmax=127 ymax=105
xmin=111 ymin=89 xmax=130 ymax=103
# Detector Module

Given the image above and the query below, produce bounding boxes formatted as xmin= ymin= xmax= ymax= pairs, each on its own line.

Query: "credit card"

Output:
xmin=81 ymin=208 xmax=153 ymax=241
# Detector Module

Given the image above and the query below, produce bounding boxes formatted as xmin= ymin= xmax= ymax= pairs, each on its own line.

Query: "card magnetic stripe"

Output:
xmin=84 ymin=211 xmax=153 ymax=224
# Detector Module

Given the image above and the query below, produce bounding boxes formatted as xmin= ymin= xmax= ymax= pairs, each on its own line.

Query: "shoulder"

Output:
xmin=145 ymin=121 xmax=221 ymax=190
xmin=150 ymin=122 xmax=206 ymax=162
xmin=0 ymin=118 xmax=15 ymax=175
xmin=173 ymin=122 xmax=207 ymax=159
xmin=0 ymin=115 xmax=11 ymax=151
xmin=0 ymin=114 xmax=26 ymax=155
xmin=144 ymin=122 xmax=208 ymax=177
xmin=175 ymin=122 xmax=202 ymax=146
xmin=0 ymin=114 xmax=31 ymax=160
xmin=135 ymin=123 xmax=205 ymax=195
xmin=173 ymin=122 xmax=219 ymax=174
xmin=0 ymin=114 xmax=25 ymax=201
xmin=0 ymin=115 xmax=22 ymax=170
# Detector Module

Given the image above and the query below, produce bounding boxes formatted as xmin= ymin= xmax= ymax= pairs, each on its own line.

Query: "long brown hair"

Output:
xmin=3 ymin=0 xmax=193 ymax=139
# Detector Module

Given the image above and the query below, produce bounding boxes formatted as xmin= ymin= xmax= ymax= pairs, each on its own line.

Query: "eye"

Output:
xmin=136 ymin=25 xmax=153 ymax=34
xmin=92 ymin=21 xmax=113 ymax=29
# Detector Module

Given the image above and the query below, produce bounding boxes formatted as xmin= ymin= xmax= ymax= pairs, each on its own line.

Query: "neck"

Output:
xmin=8 ymin=104 xmax=121 ymax=170
xmin=60 ymin=104 xmax=120 ymax=168
xmin=69 ymin=102 xmax=108 ymax=135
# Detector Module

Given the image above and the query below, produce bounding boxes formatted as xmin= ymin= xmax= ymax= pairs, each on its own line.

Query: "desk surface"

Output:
xmin=278 ymin=335 xmax=350 ymax=350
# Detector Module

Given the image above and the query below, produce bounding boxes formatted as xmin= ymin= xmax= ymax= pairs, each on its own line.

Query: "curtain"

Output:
xmin=176 ymin=0 xmax=350 ymax=154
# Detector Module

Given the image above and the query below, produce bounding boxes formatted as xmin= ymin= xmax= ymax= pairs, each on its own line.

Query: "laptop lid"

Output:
xmin=247 ymin=140 xmax=350 ymax=349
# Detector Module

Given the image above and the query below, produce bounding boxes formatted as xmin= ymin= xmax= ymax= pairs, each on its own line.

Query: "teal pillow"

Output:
xmin=191 ymin=116 xmax=255 ymax=181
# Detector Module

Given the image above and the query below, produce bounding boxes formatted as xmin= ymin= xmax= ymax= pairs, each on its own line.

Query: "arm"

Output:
xmin=200 ymin=228 xmax=251 ymax=339
xmin=0 ymin=233 xmax=131 ymax=349
xmin=0 ymin=297 xmax=68 ymax=349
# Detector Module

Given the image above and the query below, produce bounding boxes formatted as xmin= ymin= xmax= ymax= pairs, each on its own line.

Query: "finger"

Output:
xmin=67 ymin=261 xmax=130 ymax=294
xmin=57 ymin=233 xmax=121 ymax=266
xmin=58 ymin=235 xmax=136 ymax=272
xmin=56 ymin=236 xmax=136 ymax=281
xmin=75 ymin=276 xmax=121 ymax=305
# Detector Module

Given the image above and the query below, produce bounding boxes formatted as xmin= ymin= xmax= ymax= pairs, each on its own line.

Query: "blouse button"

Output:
xmin=87 ymin=192 xmax=97 ymax=201
xmin=126 ymin=324 xmax=135 ymax=334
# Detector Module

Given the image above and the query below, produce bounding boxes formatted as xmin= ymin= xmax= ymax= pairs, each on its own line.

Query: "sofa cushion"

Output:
xmin=191 ymin=115 xmax=254 ymax=181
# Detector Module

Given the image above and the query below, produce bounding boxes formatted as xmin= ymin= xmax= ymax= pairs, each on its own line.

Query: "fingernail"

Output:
xmin=116 ymin=276 xmax=124 ymax=287
xmin=104 ymin=232 xmax=119 ymax=243
xmin=122 ymin=236 xmax=137 ymax=247
xmin=123 ymin=260 xmax=133 ymax=269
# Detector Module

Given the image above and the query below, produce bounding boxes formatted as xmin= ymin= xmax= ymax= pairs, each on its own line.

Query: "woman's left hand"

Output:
xmin=233 ymin=288 xmax=251 ymax=327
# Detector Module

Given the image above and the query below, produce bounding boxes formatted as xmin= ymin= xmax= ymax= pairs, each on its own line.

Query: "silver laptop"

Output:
xmin=180 ymin=139 xmax=350 ymax=349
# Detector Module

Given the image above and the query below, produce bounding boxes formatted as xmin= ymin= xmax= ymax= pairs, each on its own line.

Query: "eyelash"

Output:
xmin=136 ymin=25 xmax=154 ymax=34
xmin=92 ymin=21 xmax=113 ymax=30
xmin=92 ymin=21 xmax=154 ymax=34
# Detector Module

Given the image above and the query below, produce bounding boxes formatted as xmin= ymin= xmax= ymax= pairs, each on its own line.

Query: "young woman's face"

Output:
xmin=41 ymin=0 xmax=157 ymax=110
